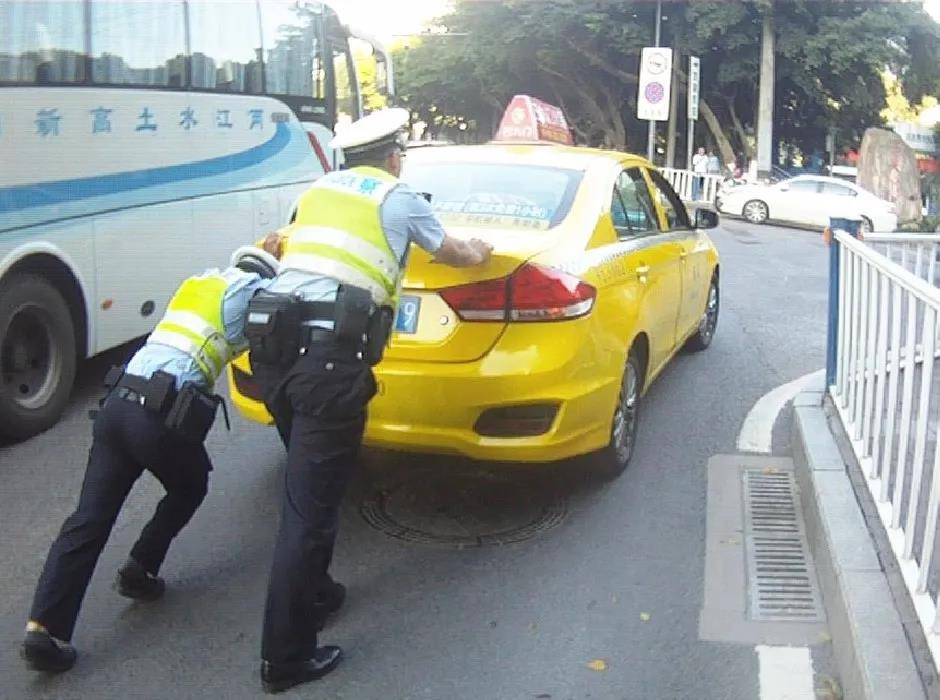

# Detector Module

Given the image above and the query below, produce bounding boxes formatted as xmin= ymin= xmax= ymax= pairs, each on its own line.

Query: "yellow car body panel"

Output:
xmin=228 ymin=143 xmax=719 ymax=463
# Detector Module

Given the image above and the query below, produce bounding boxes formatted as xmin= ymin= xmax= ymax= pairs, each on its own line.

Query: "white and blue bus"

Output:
xmin=0 ymin=0 xmax=393 ymax=440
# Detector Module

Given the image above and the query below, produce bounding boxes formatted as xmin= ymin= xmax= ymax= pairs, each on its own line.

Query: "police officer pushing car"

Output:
xmin=21 ymin=243 xmax=281 ymax=673
xmin=248 ymin=108 xmax=492 ymax=693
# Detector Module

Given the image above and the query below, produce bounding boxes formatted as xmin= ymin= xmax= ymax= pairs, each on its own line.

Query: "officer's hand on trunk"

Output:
xmin=434 ymin=235 xmax=493 ymax=267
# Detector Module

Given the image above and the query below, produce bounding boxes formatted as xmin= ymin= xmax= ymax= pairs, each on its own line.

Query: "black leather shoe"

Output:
xmin=115 ymin=558 xmax=165 ymax=601
xmin=21 ymin=631 xmax=77 ymax=673
xmin=261 ymin=646 xmax=343 ymax=693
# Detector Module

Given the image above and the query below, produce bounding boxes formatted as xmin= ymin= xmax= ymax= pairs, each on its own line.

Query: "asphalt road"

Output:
xmin=0 ymin=220 xmax=831 ymax=700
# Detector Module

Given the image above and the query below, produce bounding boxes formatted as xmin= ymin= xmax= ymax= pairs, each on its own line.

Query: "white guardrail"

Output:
xmin=828 ymin=230 xmax=940 ymax=665
xmin=660 ymin=168 xmax=722 ymax=205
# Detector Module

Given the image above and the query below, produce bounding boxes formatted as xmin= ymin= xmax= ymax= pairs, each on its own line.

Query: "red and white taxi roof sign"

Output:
xmin=494 ymin=95 xmax=573 ymax=145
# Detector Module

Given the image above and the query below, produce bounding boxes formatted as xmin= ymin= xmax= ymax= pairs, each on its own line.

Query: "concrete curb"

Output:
xmin=791 ymin=391 xmax=926 ymax=700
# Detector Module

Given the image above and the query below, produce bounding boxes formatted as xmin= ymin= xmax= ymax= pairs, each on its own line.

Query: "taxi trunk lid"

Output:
xmin=385 ymin=227 xmax=594 ymax=364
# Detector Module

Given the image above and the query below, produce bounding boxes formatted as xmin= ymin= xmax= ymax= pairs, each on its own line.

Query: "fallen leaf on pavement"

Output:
xmin=587 ymin=659 xmax=608 ymax=672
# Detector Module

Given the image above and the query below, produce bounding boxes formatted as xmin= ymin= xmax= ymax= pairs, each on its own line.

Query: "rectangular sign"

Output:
xmin=893 ymin=122 xmax=938 ymax=154
xmin=688 ymin=56 xmax=700 ymax=121
xmin=637 ymin=47 xmax=673 ymax=122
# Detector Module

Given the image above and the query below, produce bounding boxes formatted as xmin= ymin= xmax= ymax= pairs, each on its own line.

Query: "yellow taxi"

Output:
xmin=229 ymin=98 xmax=720 ymax=474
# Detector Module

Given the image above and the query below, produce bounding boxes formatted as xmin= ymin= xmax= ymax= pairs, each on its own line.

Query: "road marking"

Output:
xmin=756 ymin=645 xmax=815 ymax=700
xmin=737 ymin=369 xmax=825 ymax=454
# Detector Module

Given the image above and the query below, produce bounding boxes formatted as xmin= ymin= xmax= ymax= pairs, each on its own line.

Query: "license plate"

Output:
xmin=395 ymin=295 xmax=421 ymax=334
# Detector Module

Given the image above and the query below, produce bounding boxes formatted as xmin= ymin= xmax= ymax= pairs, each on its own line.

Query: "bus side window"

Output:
xmin=90 ymin=1 xmax=186 ymax=87
xmin=261 ymin=1 xmax=324 ymax=100
xmin=0 ymin=0 xmax=87 ymax=84
xmin=189 ymin=1 xmax=264 ymax=94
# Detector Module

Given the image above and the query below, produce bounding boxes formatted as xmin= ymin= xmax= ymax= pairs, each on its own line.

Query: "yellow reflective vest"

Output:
xmin=279 ymin=166 xmax=401 ymax=307
xmin=146 ymin=274 xmax=233 ymax=385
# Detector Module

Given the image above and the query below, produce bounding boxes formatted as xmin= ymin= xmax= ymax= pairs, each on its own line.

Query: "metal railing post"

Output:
xmin=826 ymin=234 xmax=841 ymax=388
xmin=827 ymin=216 xmax=862 ymax=388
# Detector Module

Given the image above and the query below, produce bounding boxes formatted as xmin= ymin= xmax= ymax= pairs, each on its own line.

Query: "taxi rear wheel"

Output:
xmin=588 ymin=349 xmax=642 ymax=478
xmin=685 ymin=275 xmax=719 ymax=352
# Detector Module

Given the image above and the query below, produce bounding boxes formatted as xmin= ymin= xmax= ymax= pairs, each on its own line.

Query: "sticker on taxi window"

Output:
xmin=432 ymin=200 xmax=552 ymax=230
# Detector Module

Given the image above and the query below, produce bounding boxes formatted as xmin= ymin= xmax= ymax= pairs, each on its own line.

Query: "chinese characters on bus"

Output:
xmin=23 ymin=107 xmax=267 ymax=137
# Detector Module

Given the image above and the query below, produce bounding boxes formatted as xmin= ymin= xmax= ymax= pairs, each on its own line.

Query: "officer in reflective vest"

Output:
xmin=21 ymin=244 xmax=281 ymax=673
xmin=252 ymin=108 xmax=493 ymax=693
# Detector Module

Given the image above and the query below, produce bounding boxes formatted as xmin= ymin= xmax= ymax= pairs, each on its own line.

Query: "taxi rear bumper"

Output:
xmin=228 ymin=320 xmax=621 ymax=463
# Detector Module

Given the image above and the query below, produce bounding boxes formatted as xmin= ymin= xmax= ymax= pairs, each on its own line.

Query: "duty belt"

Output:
xmin=115 ymin=374 xmax=174 ymax=408
xmin=297 ymin=300 xmax=337 ymax=324
xmin=300 ymin=326 xmax=365 ymax=352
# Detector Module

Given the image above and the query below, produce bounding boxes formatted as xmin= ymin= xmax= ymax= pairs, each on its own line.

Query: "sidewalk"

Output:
xmin=791 ymin=390 xmax=939 ymax=699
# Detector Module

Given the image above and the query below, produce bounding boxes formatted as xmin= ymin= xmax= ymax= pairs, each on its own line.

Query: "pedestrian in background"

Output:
xmin=707 ymin=150 xmax=721 ymax=176
xmin=692 ymin=146 xmax=708 ymax=201
xmin=21 ymin=242 xmax=281 ymax=673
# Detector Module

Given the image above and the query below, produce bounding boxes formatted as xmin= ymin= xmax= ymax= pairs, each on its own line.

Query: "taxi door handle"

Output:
xmin=636 ymin=265 xmax=650 ymax=284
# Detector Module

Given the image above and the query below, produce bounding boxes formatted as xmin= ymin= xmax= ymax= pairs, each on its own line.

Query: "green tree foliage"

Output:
xmin=394 ymin=0 xmax=940 ymax=164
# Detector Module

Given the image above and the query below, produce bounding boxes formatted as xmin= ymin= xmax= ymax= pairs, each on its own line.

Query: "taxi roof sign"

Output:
xmin=494 ymin=95 xmax=573 ymax=145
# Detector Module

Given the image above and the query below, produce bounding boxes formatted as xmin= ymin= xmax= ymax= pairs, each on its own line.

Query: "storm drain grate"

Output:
xmin=743 ymin=469 xmax=825 ymax=623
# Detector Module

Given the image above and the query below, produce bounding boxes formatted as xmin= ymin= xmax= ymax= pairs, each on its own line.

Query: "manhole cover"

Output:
xmin=360 ymin=470 xmax=567 ymax=547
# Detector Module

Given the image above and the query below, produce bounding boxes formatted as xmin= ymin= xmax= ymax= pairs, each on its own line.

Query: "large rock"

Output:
xmin=857 ymin=128 xmax=922 ymax=224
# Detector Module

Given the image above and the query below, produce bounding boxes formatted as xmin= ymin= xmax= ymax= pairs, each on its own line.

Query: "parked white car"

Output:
xmin=716 ymin=175 xmax=897 ymax=232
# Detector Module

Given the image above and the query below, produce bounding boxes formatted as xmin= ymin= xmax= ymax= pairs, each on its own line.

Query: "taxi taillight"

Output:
xmin=439 ymin=263 xmax=595 ymax=322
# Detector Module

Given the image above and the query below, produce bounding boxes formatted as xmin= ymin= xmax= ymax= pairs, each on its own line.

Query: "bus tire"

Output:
xmin=0 ymin=274 xmax=77 ymax=442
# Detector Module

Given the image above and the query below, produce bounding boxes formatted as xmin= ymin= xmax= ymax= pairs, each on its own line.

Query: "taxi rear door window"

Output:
xmin=647 ymin=169 xmax=692 ymax=231
xmin=613 ymin=169 xmax=659 ymax=237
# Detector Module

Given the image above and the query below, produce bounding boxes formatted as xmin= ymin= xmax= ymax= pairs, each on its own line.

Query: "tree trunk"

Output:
xmin=601 ymin=85 xmax=627 ymax=150
xmin=727 ymin=97 xmax=755 ymax=160
xmin=699 ymin=99 xmax=736 ymax=166
xmin=756 ymin=8 xmax=775 ymax=177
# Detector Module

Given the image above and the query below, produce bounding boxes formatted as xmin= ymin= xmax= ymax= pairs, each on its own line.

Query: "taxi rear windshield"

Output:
xmin=403 ymin=162 xmax=584 ymax=231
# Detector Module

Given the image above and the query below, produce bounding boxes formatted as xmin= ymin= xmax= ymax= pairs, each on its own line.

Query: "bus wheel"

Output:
xmin=0 ymin=274 xmax=77 ymax=442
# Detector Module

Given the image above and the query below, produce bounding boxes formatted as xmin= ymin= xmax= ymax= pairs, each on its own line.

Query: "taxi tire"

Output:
xmin=0 ymin=274 xmax=77 ymax=443
xmin=684 ymin=275 xmax=719 ymax=352
xmin=588 ymin=349 xmax=643 ymax=479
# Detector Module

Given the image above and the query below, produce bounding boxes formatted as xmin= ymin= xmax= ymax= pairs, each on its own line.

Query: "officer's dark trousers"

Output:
xmin=28 ymin=396 xmax=211 ymax=642
xmin=257 ymin=342 xmax=376 ymax=664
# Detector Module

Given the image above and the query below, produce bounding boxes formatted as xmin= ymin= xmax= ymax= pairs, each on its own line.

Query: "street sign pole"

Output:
xmin=646 ymin=0 xmax=662 ymax=162
xmin=687 ymin=56 xmax=700 ymax=170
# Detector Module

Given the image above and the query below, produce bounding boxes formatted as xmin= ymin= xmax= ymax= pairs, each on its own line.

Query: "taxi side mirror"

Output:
xmin=694 ymin=208 xmax=719 ymax=230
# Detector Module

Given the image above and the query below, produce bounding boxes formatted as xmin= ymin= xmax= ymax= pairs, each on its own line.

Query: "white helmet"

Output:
xmin=230 ymin=246 xmax=280 ymax=279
